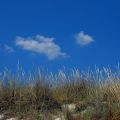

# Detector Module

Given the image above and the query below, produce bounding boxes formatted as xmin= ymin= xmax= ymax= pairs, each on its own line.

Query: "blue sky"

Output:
xmin=0 ymin=0 xmax=120 ymax=72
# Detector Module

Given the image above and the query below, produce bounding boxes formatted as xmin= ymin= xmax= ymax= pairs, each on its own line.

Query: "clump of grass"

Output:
xmin=64 ymin=109 xmax=73 ymax=120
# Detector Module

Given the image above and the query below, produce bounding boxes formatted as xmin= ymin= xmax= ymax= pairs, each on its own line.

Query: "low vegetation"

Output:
xmin=0 ymin=65 xmax=120 ymax=120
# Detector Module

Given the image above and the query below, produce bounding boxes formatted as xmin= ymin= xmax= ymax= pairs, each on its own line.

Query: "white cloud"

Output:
xmin=75 ymin=31 xmax=94 ymax=46
xmin=15 ymin=35 xmax=69 ymax=60
xmin=4 ymin=45 xmax=14 ymax=53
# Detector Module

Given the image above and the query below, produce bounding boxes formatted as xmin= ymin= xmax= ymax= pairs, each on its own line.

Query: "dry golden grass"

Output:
xmin=0 ymin=66 xmax=119 ymax=120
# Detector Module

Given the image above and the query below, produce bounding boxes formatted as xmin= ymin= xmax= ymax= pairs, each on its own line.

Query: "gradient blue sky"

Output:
xmin=0 ymin=0 xmax=120 ymax=72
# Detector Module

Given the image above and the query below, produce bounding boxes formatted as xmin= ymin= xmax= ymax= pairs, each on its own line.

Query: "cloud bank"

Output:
xmin=15 ymin=35 xmax=68 ymax=60
xmin=75 ymin=31 xmax=94 ymax=46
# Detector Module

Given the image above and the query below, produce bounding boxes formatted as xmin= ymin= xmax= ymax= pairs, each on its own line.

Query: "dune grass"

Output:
xmin=0 ymin=66 xmax=120 ymax=119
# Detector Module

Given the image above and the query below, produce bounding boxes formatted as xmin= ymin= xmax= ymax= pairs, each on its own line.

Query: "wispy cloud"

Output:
xmin=15 ymin=35 xmax=69 ymax=60
xmin=75 ymin=31 xmax=94 ymax=46
xmin=4 ymin=45 xmax=14 ymax=53
xmin=0 ymin=44 xmax=14 ymax=53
